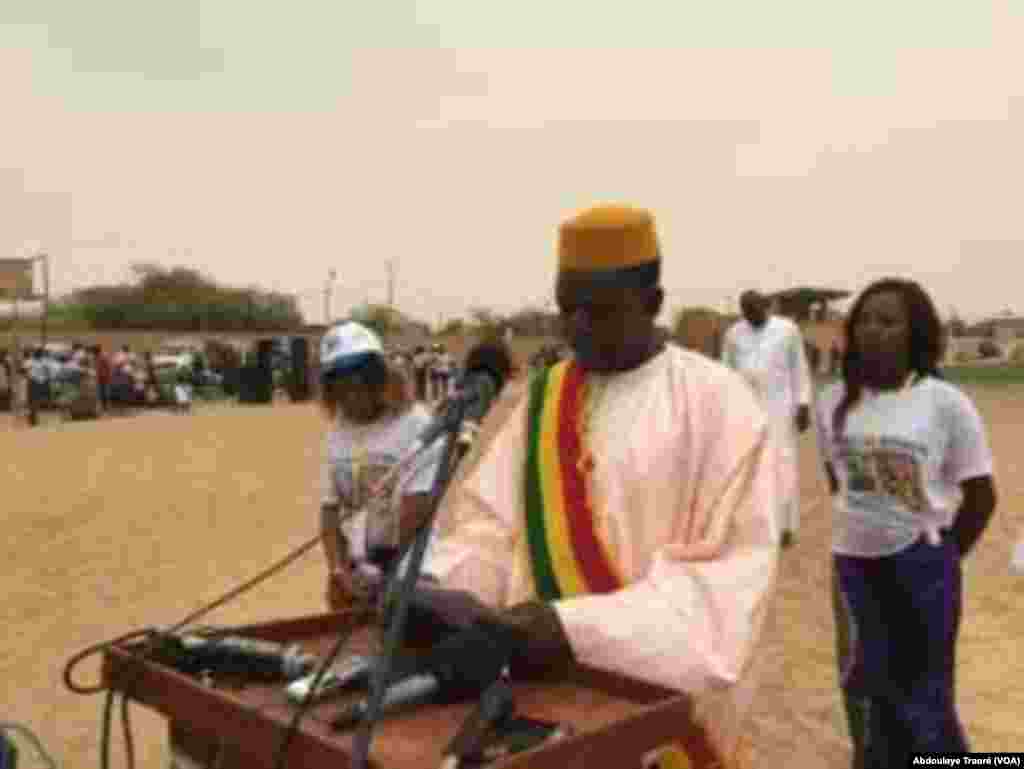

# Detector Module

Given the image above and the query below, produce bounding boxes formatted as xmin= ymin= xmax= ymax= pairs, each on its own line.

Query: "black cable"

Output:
xmin=0 ymin=723 xmax=59 ymax=769
xmin=351 ymin=399 xmax=464 ymax=769
xmin=121 ymin=694 xmax=135 ymax=768
xmin=270 ymin=423 xmax=465 ymax=766
xmin=100 ymin=690 xmax=115 ymax=769
xmin=270 ymin=612 xmax=366 ymax=769
xmin=76 ymin=627 xmax=220 ymax=769
xmin=63 ymin=532 xmax=319 ymax=769
xmin=64 ymin=628 xmax=159 ymax=696
xmin=210 ymin=737 xmax=226 ymax=769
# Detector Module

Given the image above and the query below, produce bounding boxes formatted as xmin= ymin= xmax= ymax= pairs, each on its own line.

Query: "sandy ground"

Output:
xmin=2 ymin=385 xmax=1022 ymax=767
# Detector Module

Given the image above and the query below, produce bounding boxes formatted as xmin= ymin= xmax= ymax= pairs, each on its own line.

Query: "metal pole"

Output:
xmin=386 ymin=260 xmax=395 ymax=309
xmin=324 ymin=269 xmax=336 ymax=326
xmin=39 ymin=253 xmax=49 ymax=346
xmin=12 ymin=292 xmax=20 ymax=356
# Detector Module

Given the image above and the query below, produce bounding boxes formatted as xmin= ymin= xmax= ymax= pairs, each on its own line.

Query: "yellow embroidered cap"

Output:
xmin=557 ymin=204 xmax=661 ymax=274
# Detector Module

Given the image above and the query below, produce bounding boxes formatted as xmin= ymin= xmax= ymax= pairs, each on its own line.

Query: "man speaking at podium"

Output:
xmin=422 ymin=204 xmax=781 ymax=768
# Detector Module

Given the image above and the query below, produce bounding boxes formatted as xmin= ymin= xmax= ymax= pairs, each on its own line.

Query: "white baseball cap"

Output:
xmin=319 ymin=321 xmax=384 ymax=381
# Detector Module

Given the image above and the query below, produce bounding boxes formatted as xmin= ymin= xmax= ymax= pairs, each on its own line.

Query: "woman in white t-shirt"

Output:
xmin=318 ymin=322 xmax=445 ymax=611
xmin=815 ymin=278 xmax=997 ymax=769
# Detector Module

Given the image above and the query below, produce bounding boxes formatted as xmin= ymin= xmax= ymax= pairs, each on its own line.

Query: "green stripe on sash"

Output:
xmin=524 ymin=365 xmax=561 ymax=601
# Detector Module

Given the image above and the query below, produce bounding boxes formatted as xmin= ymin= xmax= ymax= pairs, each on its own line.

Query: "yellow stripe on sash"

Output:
xmin=649 ymin=744 xmax=694 ymax=768
xmin=538 ymin=362 xmax=587 ymax=597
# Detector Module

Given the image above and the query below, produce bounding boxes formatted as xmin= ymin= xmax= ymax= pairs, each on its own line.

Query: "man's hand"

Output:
xmin=382 ymin=583 xmax=501 ymax=634
xmin=419 ymin=626 xmax=510 ymax=703
xmin=468 ymin=602 xmax=578 ymax=678
xmin=414 ymin=600 xmax=575 ymax=703
xmin=795 ymin=404 xmax=811 ymax=434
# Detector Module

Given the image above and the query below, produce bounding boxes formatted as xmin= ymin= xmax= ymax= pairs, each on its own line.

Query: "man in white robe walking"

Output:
xmin=722 ymin=290 xmax=813 ymax=547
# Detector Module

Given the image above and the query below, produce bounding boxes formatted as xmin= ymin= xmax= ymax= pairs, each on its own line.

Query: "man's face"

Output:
xmin=555 ymin=275 xmax=662 ymax=372
xmin=740 ymin=292 xmax=768 ymax=327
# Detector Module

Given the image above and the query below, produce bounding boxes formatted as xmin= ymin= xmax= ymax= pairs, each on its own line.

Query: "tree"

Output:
xmin=948 ymin=309 xmax=967 ymax=339
xmin=63 ymin=263 xmax=303 ymax=331
xmin=439 ymin=318 xmax=465 ymax=336
xmin=469 ymin=307 xmax=505 ymax=341
xmin=506 ymin=306 xmax=559 ymax=336
xmin=978 ymin=340 xmax=1003 ymax=359
xmin=673 ymin=306 xmax=726 ymax=359
xmin=349 ymin=303 xmax=426 ymax=340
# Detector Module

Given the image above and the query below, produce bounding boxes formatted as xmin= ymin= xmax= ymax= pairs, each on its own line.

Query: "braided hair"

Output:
xmin=833 ymin=278 xmax=945 ymax=437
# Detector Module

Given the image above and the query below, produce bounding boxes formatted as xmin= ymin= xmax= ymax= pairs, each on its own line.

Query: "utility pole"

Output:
xmin=12 ymin=286 xmax=20 ymax=356
xmin=39 ymin=252 xmax=50 ymax=345
xmin=324 ymin=269 xmax=337 ymax=326
xmin=386 ymin=260 xmax=396 ymax=310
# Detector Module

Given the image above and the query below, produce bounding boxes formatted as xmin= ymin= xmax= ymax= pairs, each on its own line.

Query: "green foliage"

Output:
xmin=439 ymin=318 xmax=465 ymax=336
xmin=977 ymin=340 xmax=1003 ymax=359
xmin=349 ymin=304 xmax=407 ymax=338
xmin=506 ymin=307 xmax=559 ymax=337
xmin=46 ymin=302 xmax=93 ymax=328
xmin=942 ymin=364 xmax=1024 ymax=386
xmin=468 ymin=307 xmax=504 ymax=342
xmin=62 ymin=263 xmax=303 ymax=331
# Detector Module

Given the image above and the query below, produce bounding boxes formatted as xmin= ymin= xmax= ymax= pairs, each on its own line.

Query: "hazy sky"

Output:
xmin=3 ymin=0 xmax=1024 ymax=325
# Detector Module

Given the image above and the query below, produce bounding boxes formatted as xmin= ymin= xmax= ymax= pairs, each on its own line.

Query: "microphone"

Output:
xmin=285 ymin=654 xmax=376 ymax=705
xmin=412 ymin=370 xmax=497 ymax=451
xmin=151 ymin=632 xmax=316 ymax=681
xmin=331 ymin=629 xmax=508 ymax=732
xmin=330 ymin=673 xmax=441 ymax=730
xmin=409 ymin=341 xmax=513 ymax=456
xmin=439 ymin=675 xmax=516 ymax=769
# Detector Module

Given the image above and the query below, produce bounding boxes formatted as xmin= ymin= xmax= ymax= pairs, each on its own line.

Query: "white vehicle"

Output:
xmin=152 ymin=340 xmax=201 ymax=371
xmin=42 ymin=341 xmax=73 ymax=359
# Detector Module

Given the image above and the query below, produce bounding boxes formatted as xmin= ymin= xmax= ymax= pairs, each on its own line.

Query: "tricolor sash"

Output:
xmin=524 ymin=360 xmax=622 ymax=602
xmin=523 ymin=359 xmax=726 ymax=769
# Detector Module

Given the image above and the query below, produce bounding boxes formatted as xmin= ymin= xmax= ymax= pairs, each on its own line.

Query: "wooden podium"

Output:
xmin=102 ymin=611 xmax=722 ymax=769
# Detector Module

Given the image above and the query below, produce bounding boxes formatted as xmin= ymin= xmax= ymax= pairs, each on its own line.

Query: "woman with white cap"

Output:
xmin=317 ymin=321 xmax=447 ymax=610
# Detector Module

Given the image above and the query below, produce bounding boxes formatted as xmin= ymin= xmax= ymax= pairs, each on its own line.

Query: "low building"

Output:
xmin=966 ymin=314 xmax=1024 ymax=343
xmin=767 ymin=286 xmax=851 ymax=324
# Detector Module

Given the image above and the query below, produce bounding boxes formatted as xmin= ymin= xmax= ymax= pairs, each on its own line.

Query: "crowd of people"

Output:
xmin=386 ymin=343 xmax=457 ymax=404
xmin=0 ymin=217 xmax=1003 ymax=768
xmin=0 ymin=342 xmax=200 ymax=425
xmin=292 ymin=204 xmax=1002 ymax=769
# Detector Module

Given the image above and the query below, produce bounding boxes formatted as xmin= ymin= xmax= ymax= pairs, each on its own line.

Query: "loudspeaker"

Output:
xmin=256 ymin=339 xmax=274 ymax=373
xmin=220 ymin=366 xmax=240 ymax=398
xmin=237 ymin=365 xmax=273 ymax=404
xmin=288 ymin=337 xmax=312 ymax=402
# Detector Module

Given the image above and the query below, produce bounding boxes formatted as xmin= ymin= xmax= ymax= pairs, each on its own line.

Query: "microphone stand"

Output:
xmin=350 ymin=393 xmax=471 ymax=769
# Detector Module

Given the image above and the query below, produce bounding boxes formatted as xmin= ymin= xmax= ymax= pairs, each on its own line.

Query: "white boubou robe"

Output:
xmin=426 ymin=346 xmax=780 ymax=761
xmin=722 ymin=315 xmax=813 ymax=535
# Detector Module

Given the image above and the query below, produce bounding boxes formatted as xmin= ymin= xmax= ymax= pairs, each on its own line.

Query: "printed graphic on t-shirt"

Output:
xmin=329 ymin=444 xmax=430 ymax=561
xmin=336 ymin=451 xmax=395 ymax=507
xmin=837 ymin=436 xmax=930 ymax=514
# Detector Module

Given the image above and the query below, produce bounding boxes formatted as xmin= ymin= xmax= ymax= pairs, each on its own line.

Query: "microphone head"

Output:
xmin=463 ymin=341 xmax=513 ymax=393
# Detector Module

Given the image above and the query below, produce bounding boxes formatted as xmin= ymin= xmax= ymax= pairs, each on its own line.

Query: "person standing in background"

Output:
xmin=722 ymin=290 xmax=813 ymax=547
xmin=25 ymin=348 xmax=51 ymax=426
xmin=815 ymin=277 xmax=997 ymax=768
